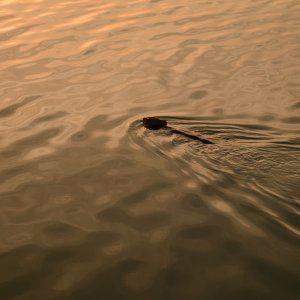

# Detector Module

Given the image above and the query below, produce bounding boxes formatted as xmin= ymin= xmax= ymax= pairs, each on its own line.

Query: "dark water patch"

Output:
xmin=84 ymin=114 xmax=127 ymax=132
xmin=189 ymin=90 xmax=208 ymax=99
xmin=31 ymin=111 xmax=68 ymax=125
xmin=42 ymin=222 xmax=81 ymax=237
xmin=0 ymin=14 xmax=14 ymax=22
xmin=179 ymin=223 xmax=220 ymax=240
xmin=96 ymin=207 xmax=171 ymax=232
xmin=66 ymin=259 xmax=143 ymax=300
xmin=150 ymin=32 xmax=184 ymax=40
xmin=120 ymin=182 xmax=171 ymax=206
xmin=86 ymin=231 xmax=121 ymax=248
xmin=70 ymin=130 xmax=89 ymax=142
xmin=282 ymin=116 xmax=300 ymax=124
xmin=163 ymin=6 xmax=184 ymax=15
xmin=82 ymin=48 xmax=95 ymax=56
xmin=0 ymin=127 xmax=62 ymax=158
xmin=0 ymin=275 xmax=35 ymax=300
xmin=0 ymin=95 xmax=40 ymax=118
xmin=174 ymin=14 xmax=221 ymax=26
xmin=45 ymin=248 xmax=75 ymax=262
xmin=0 ymin=244 xmax=40 ymax=281
xmin=257 ymin=114 xmax=275 ymax=122
xmin=43 ymin=230 xmax=121 ymax=263
xmin=0 ymin=245 xmax=47 ymax=300
xmin=289 ymin=101 xmax=300 ymax=110
xmin=180 ymin=193 xmax=207 ymax=212
xmin=271 ymin=138 xmax=300 ymax=147
xmin=239 ymin=203 xmax=300 ymax=245
xmin=0 ymin=25 xmax=36 ymax=41
xmin=110 ymin=26 xmax=144 ymax=37
xmin=246 ymin=257 xmax=300 ymax=298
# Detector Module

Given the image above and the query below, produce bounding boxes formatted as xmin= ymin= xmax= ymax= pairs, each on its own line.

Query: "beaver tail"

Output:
xmin=170 ymin=129 xmax=213 ymax=144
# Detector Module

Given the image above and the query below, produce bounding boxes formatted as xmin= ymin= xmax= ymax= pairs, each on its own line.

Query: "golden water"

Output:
xmin=0 ymin=0 xmax=299 ymax=299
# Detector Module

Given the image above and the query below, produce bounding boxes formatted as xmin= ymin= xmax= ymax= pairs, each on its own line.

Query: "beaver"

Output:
xmin=142 ymin=117 xmax=213 ymax=144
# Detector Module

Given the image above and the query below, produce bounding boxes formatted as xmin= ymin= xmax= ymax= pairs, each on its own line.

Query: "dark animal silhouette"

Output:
xmin=142 ymin=117 xmax=213 ymax=144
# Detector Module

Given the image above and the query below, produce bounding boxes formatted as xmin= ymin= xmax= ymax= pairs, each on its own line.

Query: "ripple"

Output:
xmin=1 ymin=0 xmax=300 ymax=298
xmin=189 ymin=90 xmax=208 ymax=99
xmin=0 ymin=95 xmax=40 ymax=118
xmin=96 ymin=207 xmax=171 ymax=232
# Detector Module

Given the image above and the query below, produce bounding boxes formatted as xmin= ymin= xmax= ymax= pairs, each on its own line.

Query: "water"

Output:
xmin=0 ymin=0 xmax=300 ymax=299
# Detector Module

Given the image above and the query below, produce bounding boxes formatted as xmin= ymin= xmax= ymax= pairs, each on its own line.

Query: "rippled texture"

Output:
xmin=0 ymin=0 xmax=300 ymax=299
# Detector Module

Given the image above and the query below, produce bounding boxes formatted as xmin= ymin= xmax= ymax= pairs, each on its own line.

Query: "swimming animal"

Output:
xmin=142 ymin=117 xmax=213 ymax=144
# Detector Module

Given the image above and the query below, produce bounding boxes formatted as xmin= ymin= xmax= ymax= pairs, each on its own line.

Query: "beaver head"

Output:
xmin=142 ymin=117 xmax=167 ymax=130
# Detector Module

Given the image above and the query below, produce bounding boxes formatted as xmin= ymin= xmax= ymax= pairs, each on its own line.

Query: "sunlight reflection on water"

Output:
xmin=0 ymin=0 xmax=300 ymax=299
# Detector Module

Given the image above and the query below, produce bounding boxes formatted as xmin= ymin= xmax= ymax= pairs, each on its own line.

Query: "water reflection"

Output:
xmin=0 ymin=0 xmax=300 ymax=299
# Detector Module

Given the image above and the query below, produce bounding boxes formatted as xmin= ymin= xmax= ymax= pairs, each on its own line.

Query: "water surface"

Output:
xmin=0 ymin=0 xmax=300 ymax=299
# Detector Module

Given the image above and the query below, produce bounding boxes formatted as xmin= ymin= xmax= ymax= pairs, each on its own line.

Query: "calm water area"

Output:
xmin=0 ymin=0 xmax=300 ymax=299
